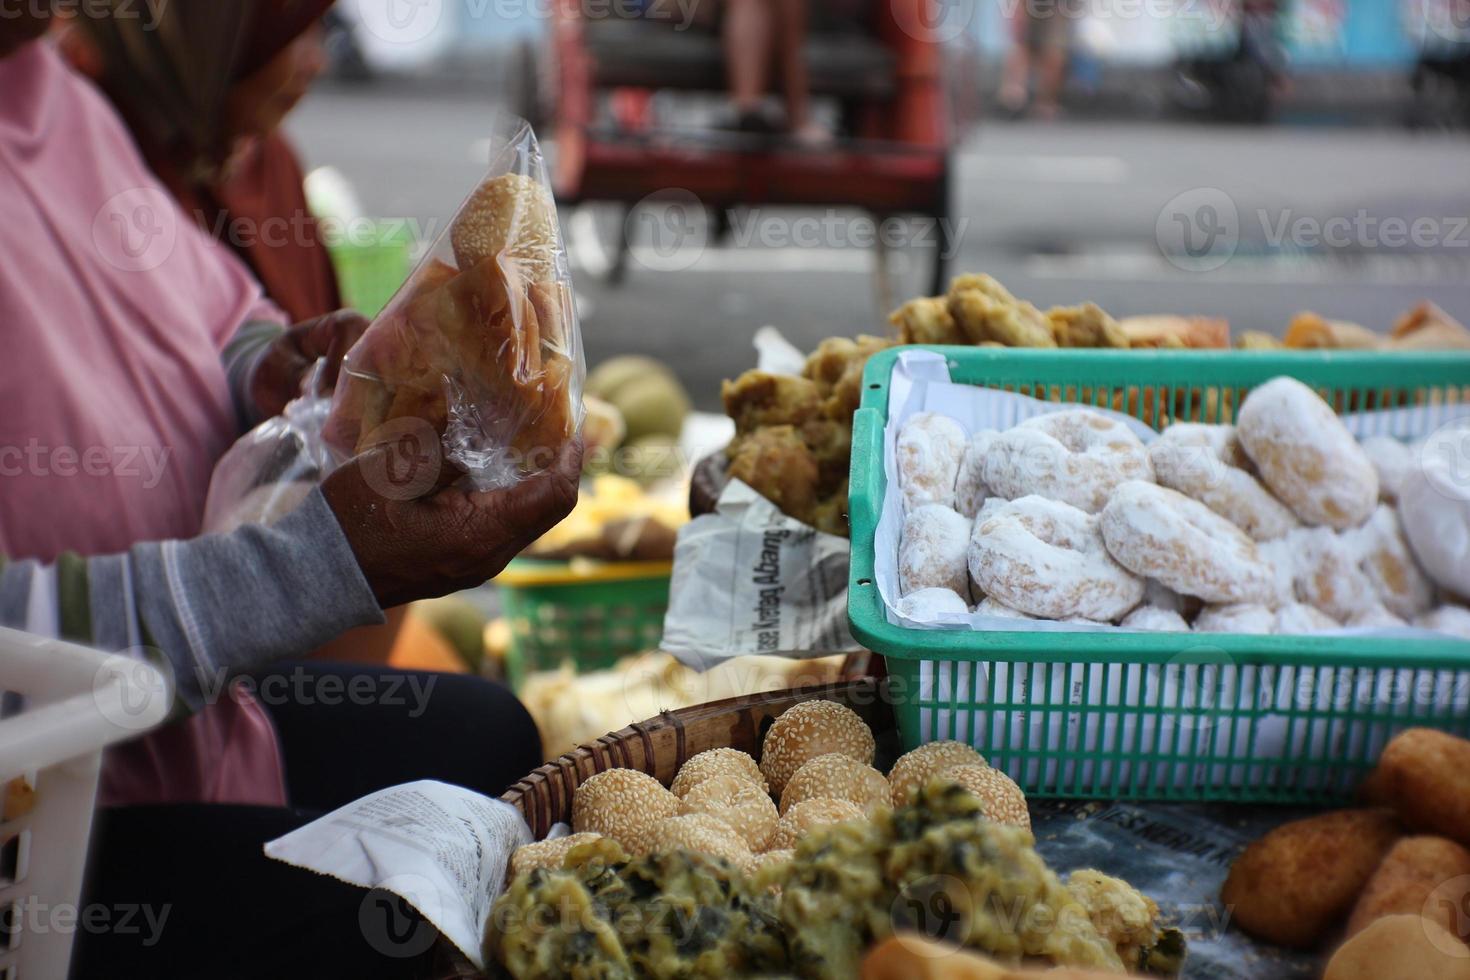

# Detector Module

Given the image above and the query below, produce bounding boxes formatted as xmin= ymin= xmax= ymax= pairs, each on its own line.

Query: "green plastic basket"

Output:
xmin=327 ymin=220 xmax=414 ymax=319
xmin=848 ymin=346 xmax=1470 ymax=806
xmin=496 ymin=559 xmax=673 ymax=690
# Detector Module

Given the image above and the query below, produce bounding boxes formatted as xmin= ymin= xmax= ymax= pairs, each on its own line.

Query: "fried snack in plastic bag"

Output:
xmin=325 ymin=120 xmax=583 ymax=489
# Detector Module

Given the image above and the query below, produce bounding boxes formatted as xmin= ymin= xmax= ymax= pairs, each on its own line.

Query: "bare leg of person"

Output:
xmin=998 ymin=46 xmax=1031 ymax=112
xmin=724 ymin=0 xmax=774 ymax=115
xmin=1032 ymin=44 xmax=1067 ymax=120
xmin=776 ymin=0 xmax=830 ymax=143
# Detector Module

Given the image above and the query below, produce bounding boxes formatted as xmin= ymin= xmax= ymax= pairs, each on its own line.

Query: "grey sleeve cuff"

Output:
xmin=223 ymin=319 xmax=286 ymax=432
xmin=125 ymin=488 xmax=385 ymax=708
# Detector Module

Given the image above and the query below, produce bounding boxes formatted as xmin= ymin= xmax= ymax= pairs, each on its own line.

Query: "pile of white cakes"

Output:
xmin=894 ymin=376 xmax=1470 ymax=638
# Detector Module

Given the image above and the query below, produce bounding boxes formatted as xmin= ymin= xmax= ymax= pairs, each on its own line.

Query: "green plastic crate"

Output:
xmin=496 ymin=559 xmax=672 ymax=690
xmin=848 ymin=346 xmax=1470 ymax=805
xmin=328 ymin=220 xmax=414 ymax=319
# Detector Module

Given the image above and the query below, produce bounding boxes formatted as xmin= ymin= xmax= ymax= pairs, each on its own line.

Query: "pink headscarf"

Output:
xmin=0 ymin=42 xmax=288 ymax=807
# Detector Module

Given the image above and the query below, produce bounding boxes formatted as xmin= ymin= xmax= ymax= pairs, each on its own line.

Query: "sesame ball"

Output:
xmin=759 ymin=700 xmax=876 ymax=796
xmin=449 ymin=173 xmax=559 ymax=281
xmin=888 ymin=740 xmax=987 ymax=807
xmin=747 ymin=848 xmax=795 ymax=889
xmin=651 ymin=813 xmax=755 ymax=869
xmin=767 ymin=798 xmax=865 ymax=851
xmin=508 ymin=832 xmax=605 ymax=878
xmin=571 ymin=768 xmax=680 ymax=854
xmin=779 ymin=753 xmax=891 ymax=817
xmin=680 ymin=773 xmax=780 ymax=851
xmin=670 ymin=747 xmax=767 ymax=799
xmin=942 ymin=764 xmax=1031 ymax=830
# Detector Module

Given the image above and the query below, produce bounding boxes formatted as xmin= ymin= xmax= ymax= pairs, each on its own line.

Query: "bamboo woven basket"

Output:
xmin=500 ymin=678 xmax=893 ymax=838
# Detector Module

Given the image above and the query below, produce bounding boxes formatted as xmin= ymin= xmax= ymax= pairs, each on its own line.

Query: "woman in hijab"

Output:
xmin=65 ymin=0 xmax=342 ymax=323
xmin=1 ymin=8 xmax=550 ymax=975
xmin=66 ymin=1 xmax=409 ymax=663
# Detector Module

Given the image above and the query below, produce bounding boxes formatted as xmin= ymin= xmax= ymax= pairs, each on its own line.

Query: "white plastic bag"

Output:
xmin=203 ymin=365 xmax=334 ymax=532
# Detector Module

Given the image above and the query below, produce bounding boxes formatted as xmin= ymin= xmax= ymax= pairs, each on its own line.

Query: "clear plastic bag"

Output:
xmin=203 ymin=364 xmax=335 ymax=532
xmin=323 ymin=118 xmax=583 ymax=490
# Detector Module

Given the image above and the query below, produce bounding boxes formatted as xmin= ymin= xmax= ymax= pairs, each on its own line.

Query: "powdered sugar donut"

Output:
xmin=955 ymin=430 xmax=1000 ymax=518
xmin=1143 ymin=579 xmax=1190 ymax=614
xmin=896 ymin=588 xmax=971 ymax=620
xmin=983 ymin=410 xmax=1153 ymax=514
xmin=1274 ymin=602 xmax=1341 ymax=634
xmin=1236 ymin=377 xmax=1379 ymax=529
xmin=1195 ymin=603 xmax=1276 ymax=633
xmin=1120 ymin=606 xmax=1190 ymax=632
xmin=974 ymin=596 xmax=1032 ymax=619
xmin=1100 ymin=481 xmax=1276 ymax=604
xmin=897 ymin=412 xmax=967 ymax=511
xmin=1416 ymin=605 xmax=1470 ymax=640
xmin=1347 ymin=604 xmax=1408 ymax=629
xmin=969 ymin=495 xmax=1144 ymax=621
xmin=899 ymin=505 xmax=972 ymax=597
xmin=1349 ymin=505 xmax=1435 ymax=619
xmin=1149 ymin=423 xmax=1298 ymax=541
xmin=1359 ymin=436 xmax=1414 ymax=503
xmin=1399 ymin=418 xmax=1470 ymax=595
xmin=973 ymin=596 xmax=1104 ymax=625
xmin=1286 ymin=526 xmax=1378 ymax=622
xmin=1256 ymin=537 xmax=1297 ymax=606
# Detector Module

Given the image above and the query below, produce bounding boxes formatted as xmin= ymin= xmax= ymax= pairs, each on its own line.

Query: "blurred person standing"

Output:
xmin=997 ymin=0 xmax=1073 ymax=119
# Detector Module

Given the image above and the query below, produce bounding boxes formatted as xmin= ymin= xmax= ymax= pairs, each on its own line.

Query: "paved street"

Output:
xmin=289 ymin=86 xmax=1470 ymax=410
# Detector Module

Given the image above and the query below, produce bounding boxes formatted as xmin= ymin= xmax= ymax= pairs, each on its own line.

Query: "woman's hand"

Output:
xmin=321 ymin=436 xmax=583 ymax=608
xmin=251 ymin=309 xmax=369 ymax=419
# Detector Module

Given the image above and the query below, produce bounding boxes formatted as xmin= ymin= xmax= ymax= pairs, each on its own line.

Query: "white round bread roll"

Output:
xmin=899 ymin=504 xmax=972 ymax=598
xmin=1236 ymin=377 xmax=1378 ymax=529
xmin=1399 ymin=418 xmax=1470 ymax=595
xmin=896 ymin=412 xmax=967 ymax=512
